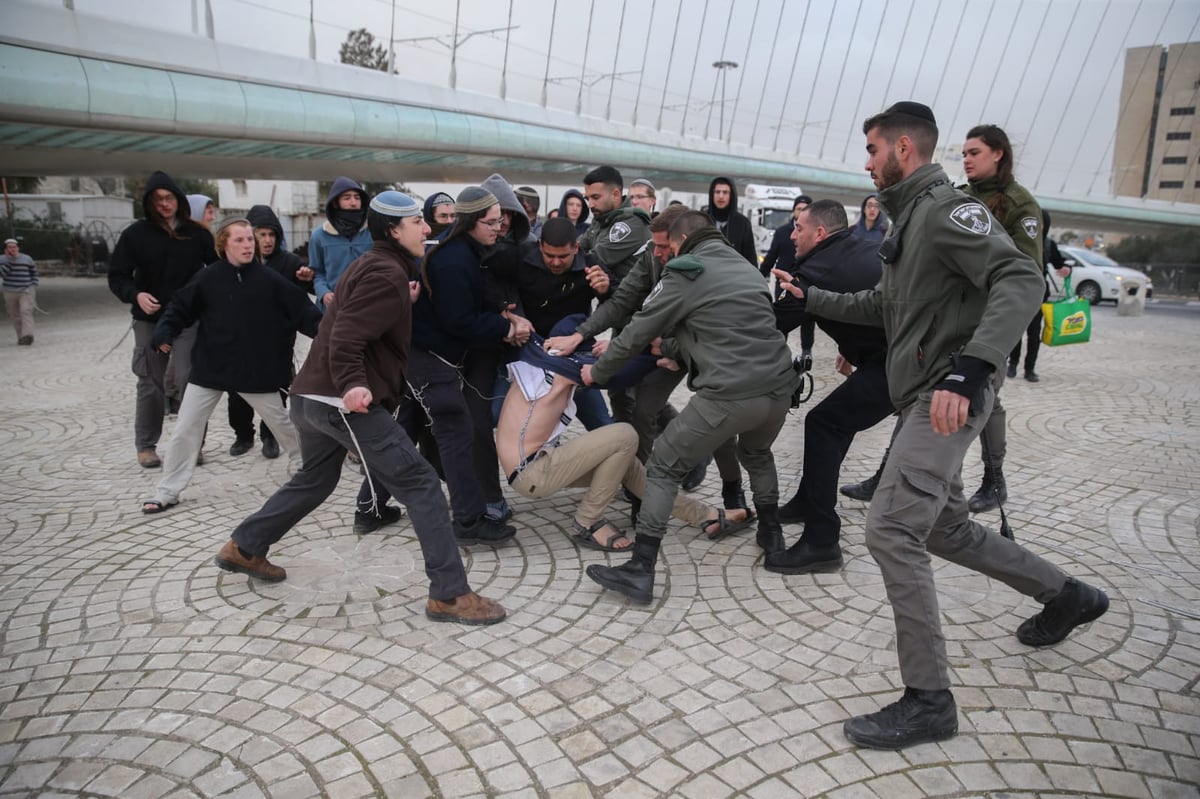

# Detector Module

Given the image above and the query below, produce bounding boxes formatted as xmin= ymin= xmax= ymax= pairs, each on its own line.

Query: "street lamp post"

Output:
xmin=712 ymin=60 xmax=739 ymax=141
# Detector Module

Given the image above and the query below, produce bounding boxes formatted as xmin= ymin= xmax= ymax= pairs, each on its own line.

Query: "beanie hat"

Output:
xmin=630 ymin=178 xmax=656 ymax=192
xmin=514 ymin=186 xmax=540 ymax=201
xmin=214 ymin=216 xmax=251 ymax=236
xmin=369 ymin=191 xmax=421 ymax=218
xmin=455 ymin=186 xmax=498 ymax=215
xmin=885 ymin=101 xmax=937 ymax=126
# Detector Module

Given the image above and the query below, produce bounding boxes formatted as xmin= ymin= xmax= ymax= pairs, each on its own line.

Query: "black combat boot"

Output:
xmin=586 ymin=535 xmax=660 ymax=604
xmin=967 ymin=464 xmax=1008 ymax=513
xmin=843 ymin=687 xmax=958 ymax=750
xmin=840 ymin=448 xmax=889 ymax=502
xmin=755 ymin=503 xmax=785 ymax=554
xmin=1017 ymin=578 xmax=1110 ymax=647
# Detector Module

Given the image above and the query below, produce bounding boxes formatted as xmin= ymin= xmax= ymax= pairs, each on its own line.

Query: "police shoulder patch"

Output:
xmin=643 ymin=280 xmax=664 ymax=308
xmin=949 ymin=203 xmax=992 ymax=235
xmin=609 ymin=221 xmax=631 ymax=243
xmin=1021 ymin=216 xmax=1039 ymax=239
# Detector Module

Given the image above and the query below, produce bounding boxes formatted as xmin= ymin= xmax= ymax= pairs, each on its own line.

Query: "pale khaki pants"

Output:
xmin=511 ymin=422 xmax=708 ymax=528
xmin=4 ymin=289 xmax=34 ymax=340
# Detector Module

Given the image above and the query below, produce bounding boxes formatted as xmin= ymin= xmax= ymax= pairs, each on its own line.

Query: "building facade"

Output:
xmin=1113 ymin=42 xmax=1200 ymax=202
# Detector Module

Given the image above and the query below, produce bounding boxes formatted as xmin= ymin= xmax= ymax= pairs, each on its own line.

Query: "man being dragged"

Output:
xmin=497 ymin=320 xmax=749 ymax=551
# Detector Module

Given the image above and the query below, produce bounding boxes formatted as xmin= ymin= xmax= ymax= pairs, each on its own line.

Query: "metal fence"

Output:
xmin=4 ymin=220 xmax=114 ymax=275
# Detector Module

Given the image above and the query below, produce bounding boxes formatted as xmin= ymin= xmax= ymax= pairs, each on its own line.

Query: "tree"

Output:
xmin=2 ymin=177 xmax=43 ymax=194
xmin=340 ymin=28 xmax=389 ymax=72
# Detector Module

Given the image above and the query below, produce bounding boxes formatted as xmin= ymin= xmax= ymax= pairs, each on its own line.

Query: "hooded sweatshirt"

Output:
xmin=479 ymin=173 xmax=533 ymax=311
xmin=186 ymin=194 xmax=213 ymax=227
xmin=422 ymin=191 xmax=457 ymax=238
xmin=558 ymin=189 xmax=591 ymax=240
xmin=704 ymin=176 xmax=758 ymax=266
xmin=108 ymin=171 xmax=216 ymax=322
xmin=309 ymin=176 xmax=372 ymax=310
xmin=247 ymin=204 xmax=311 ymax=293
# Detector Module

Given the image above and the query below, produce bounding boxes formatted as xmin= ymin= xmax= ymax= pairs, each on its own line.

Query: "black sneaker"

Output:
xmin=843 ymin=687 xmax=958 ymax=750
xmin=1006 ymin=363 xmax=1018 ymax=378
xmin=261 ymin=435 xmax=281 ymax=459
xmin=353 ymin=504 xmax=404 ymax=534
xmin=1017 ymin=578 xmax=1109 ymax=647
xmin=586 ymin=561 xmax=654 ymax=604
xmin=229 ymin=438 xmax=254 ymax=457
xmin=763 ymin=539 xmax=843 ymax=575
xmin=454 ymin=515 xmax=516 ymax=545
xmin=840 ymin=475 xmax=879 ymax=502
xmin=1024 ymin=370 xmax=1040 ymax=383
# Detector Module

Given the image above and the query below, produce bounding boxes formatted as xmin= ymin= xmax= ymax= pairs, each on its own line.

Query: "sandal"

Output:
xmin=141 ymin=499 xmax=179 ymax=515
xmin=569 ymin=519 xmax=632 ymax=552
xmin=701 ymin=507 xmax=755 ymax=541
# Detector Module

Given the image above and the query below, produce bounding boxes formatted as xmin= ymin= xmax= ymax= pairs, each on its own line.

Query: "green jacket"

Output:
xmin=964 ymin=175 xmax=1044 ymax=270
xmin=579 ymin=200 xmax=651 ymax=286
xmin=591 ymin=237 xmax=796 ymax=401
xmin=575 ymin=246 xmax=661 ymax=340
xmin=806 ymin=163 xmax=1043 ymax=410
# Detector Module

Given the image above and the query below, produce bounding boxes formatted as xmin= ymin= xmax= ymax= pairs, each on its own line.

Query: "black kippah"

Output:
xmin=885 ymin=101 xmax=937 ymax=125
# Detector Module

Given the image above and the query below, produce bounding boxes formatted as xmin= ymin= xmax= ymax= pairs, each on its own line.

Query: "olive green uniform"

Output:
xmin=963 ymin=176 xmax=1044 ymax=472
xmin=578 ymin=201 xmax=651 ymax=288
xmin=806 ymin=163 xmax=1068 ymax=691
xmin=591 ymin=234 xmax=797 ymax=541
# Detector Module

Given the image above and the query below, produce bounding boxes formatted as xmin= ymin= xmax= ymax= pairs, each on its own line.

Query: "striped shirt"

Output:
xmin=0 ymin=254 xmax=38 ymax=292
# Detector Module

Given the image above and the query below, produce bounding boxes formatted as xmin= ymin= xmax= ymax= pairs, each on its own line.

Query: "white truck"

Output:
xmin=742 ymin=184 xmax=805 ymax=254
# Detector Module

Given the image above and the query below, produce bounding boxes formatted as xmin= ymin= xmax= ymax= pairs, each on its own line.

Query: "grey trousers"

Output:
xmin=978 ymin=369 xmax=1007 ymax=468
xmin=866 ymin=383 xmax=1068 ymax=691
xmin=639 ymin=391 xmax=790 ymax=540
xmin=131 ymin=320 xmax=196 ymax=451
xmin=630 ymin=366 xmax=742 ymax=482
xmin=231 ymin=396 xmax=471 ymax=601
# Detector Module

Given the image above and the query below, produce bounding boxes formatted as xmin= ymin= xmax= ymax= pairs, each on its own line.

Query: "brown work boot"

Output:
xmin=425 ymin=592 xmax=506 ymax=625
xmin=213 ymin=539 xmax=287 ymax=582
xmin=137 ymin=448 xmax=161 ymax=468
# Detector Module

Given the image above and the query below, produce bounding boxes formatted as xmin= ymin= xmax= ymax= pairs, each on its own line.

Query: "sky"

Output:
xmin=20 ymin=0 xmax=1200 ymax=199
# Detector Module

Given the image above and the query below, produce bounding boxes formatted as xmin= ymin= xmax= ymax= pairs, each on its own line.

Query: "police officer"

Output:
xmin=765 ymin=199 xmax=891 ymax=575
xmin=580 ymin=211 xmax=798 ymax=605
xmin=778 ymin=102 xmax=1108 ymax=750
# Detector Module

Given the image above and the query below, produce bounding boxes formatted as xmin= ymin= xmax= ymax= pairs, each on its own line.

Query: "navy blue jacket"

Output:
xmin=413 ymin=236 xmax=511 ymax=363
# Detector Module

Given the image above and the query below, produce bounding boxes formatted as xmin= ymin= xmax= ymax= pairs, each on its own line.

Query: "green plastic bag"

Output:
xmin=1041 ymin=276 xmax=1091 ymax=346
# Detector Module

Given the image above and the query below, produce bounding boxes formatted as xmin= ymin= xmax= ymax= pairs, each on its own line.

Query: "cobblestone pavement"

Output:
xmin=1 ymin=278 xmax=1197 ymax=799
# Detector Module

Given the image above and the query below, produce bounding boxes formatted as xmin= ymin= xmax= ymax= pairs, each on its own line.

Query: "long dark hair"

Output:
xmin=966 ymin=124 xmax=1015 ymax=218
xmin=420 ymin=204 xmax=495 ymax=295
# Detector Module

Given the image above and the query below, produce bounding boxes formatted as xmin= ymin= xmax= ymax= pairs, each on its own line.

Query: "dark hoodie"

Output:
xmin=108 ymin=170 xmax=216 ymax=322
xmin=422 ymin=191 xmax=457 ymax=238
xmin=704 ymin=176 xmax=758 ymax=266
xmin=504 ymin=238 xmax=610 ymax=336
xmin=309 ymin=176 xmax=372 ymax=310
xmin=850 ymin=194 xmax=889 ymax=242
xmin=480 ymin=173 xmax=533 ymax=311
xmin=247 ymin=204 xmax=312 ymax=293
xmin=558 ymin=189 xmax=591 ymax=240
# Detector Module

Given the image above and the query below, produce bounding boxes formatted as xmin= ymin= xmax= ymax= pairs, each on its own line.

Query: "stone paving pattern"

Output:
xmin=0 ymin=278 xmax=1197 ymax=798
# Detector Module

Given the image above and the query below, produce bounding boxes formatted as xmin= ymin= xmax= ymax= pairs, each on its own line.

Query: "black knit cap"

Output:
xmin=885 ymin=101 xmax=937 ymax=126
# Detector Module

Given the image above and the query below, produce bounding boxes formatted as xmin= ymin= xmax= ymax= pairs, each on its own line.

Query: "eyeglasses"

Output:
xmin=478 ymin=217 xmax=503 ymax=229
xmin=630 ymin=193 xmax=651 ymax=201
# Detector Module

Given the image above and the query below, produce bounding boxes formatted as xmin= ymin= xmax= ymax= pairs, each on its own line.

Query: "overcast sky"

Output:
xmin=26 ymin=0 xmax=1200 ymax=199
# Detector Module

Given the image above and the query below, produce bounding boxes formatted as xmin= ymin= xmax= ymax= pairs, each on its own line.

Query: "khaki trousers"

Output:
xmin=3 ymin=289 xmax=34 ymax=340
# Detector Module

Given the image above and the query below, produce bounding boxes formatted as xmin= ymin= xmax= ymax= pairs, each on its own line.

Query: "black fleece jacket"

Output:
xmin=152 ymin=258 xmax=321 ymax=393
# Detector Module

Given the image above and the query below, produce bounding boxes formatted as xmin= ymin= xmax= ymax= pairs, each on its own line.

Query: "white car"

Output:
xmin=1059 ymin=246 xmax=1153 ymax=305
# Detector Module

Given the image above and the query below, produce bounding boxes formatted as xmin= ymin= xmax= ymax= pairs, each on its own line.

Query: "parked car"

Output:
xmin=1059 ymin=246 xmax=1153 ymax=305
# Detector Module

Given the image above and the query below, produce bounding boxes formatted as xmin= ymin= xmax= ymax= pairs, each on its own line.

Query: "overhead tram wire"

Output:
xmin=818 ymin=0 xmax=865 ymax=160
xmin=1058 ymin=0 xmax=1147 ymax=194
xmin=630 ymin=0 xmax=657 ymax=127
xmin=500 ymin=0 xmax=514 ymax=98
xmin=680 ymin=0 xmax=713 ymax=136
xmin=541 ymin=0 xmax=558 ymax=106
xmin=1000 ymin=0 xmax=1057 ymax=126
xmin=793 ymin=1 xmax=829 ymax=155
xmin=773 ymin=2 xmax=810 ymax=151
xmin=725 ymin=0 xmax=763 ymax=144
xmin=1018 ymin=0 xmax=1083 ymax=190
xmin=575 ymin=0 xmax=596 ymax=114
xmin=878 ymin=0 xmax=916 ymax=112
xmin=951 ymin=0 xmax=1011 ymax=157
xmin=704 ymin=0 xmax=738 ymax=139
xmin=840 ymin=0 xmax=891 ymax=162
xmin=656 ymin=0 xmax=685 ymax=130
xmin=750 ymin=0 xmax=788 ymax=149
xmin=906 ymin=0 xmax=944 ymax=104
xmin=928 ymin=0 xmax=970 ymax=122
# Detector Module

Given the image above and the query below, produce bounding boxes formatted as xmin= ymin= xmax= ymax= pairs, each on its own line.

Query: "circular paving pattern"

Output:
xmin=0 ymin=280 xmax=1197 ymax=797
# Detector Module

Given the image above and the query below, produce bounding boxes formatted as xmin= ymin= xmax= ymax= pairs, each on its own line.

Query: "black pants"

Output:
xmin=231 ymin=396 xmax=471 ymax=600
xmin=228 ymin=391 xmax=285 ymax=442
xmin=793 ymin=359 xmax=895 ymax=546
xmin=359 ymin=348 xmax=489 ymax=521
xmin=462 ymin=349 xmax=505 ymax=506
xmin=1009 ymin=309 xmax=1043 ymax=374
